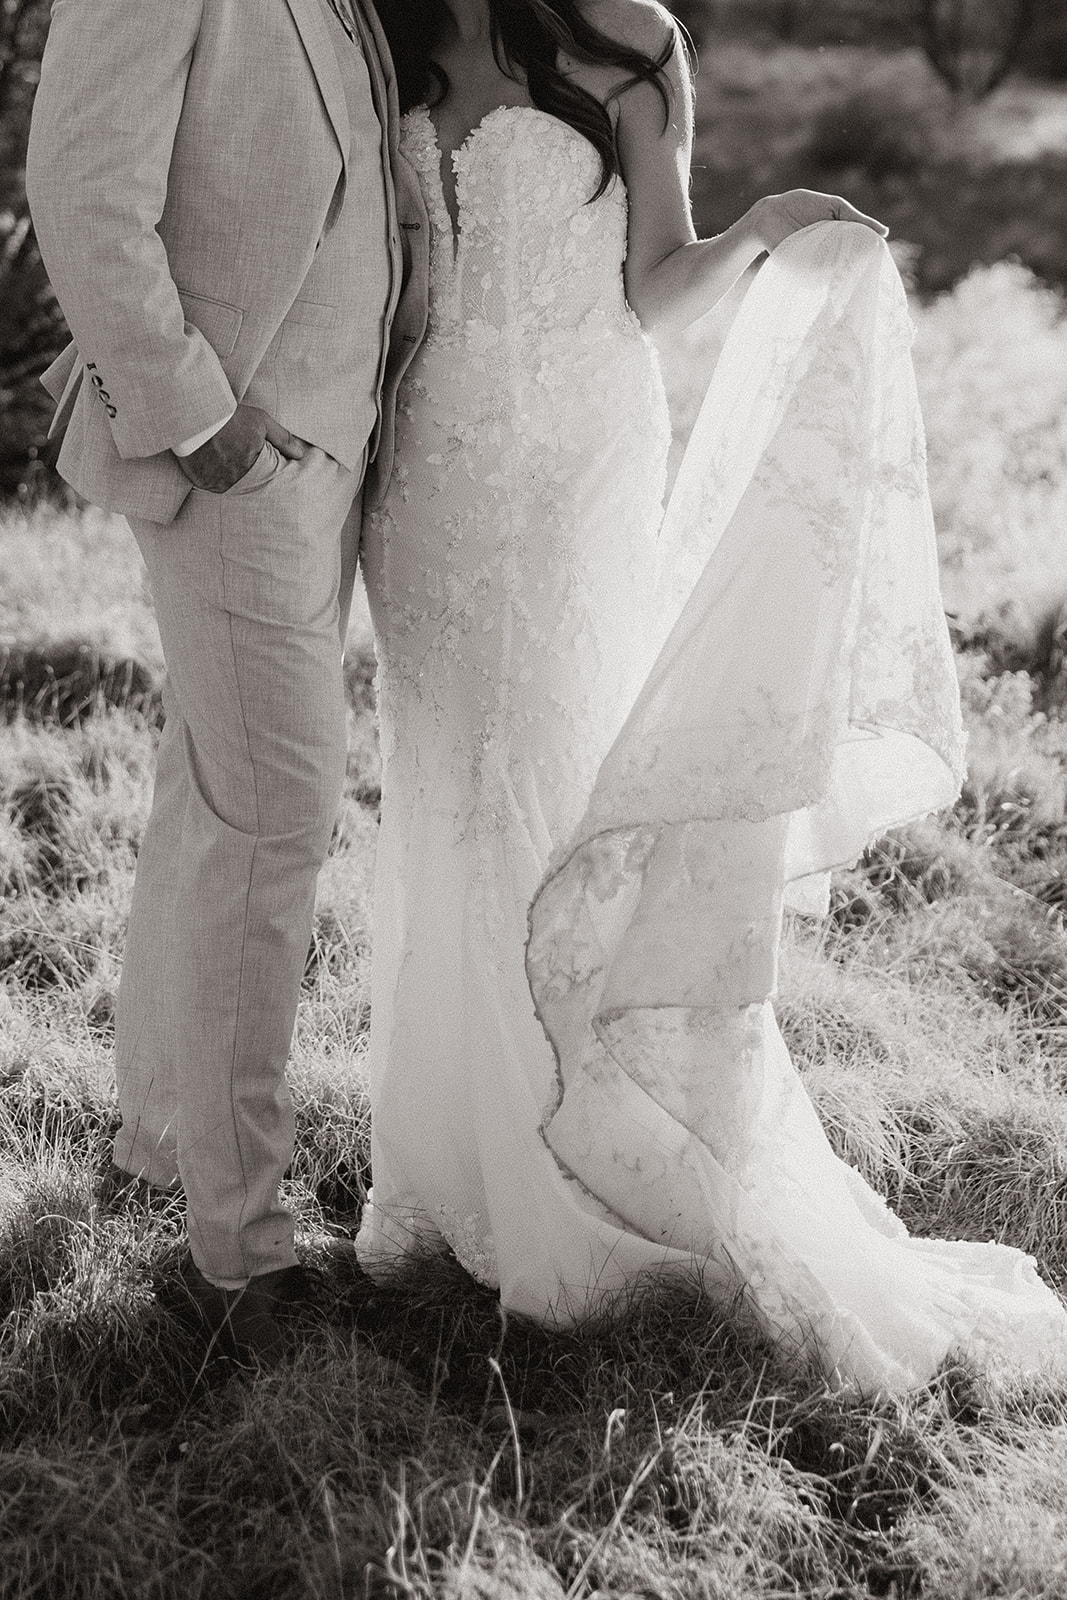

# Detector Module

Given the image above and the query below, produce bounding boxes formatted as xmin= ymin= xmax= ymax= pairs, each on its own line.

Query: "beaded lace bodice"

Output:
xmin=403 ymin=104 xmax=635 ymax=347
xmin=363 ymin=106 xmax=671 ymax=859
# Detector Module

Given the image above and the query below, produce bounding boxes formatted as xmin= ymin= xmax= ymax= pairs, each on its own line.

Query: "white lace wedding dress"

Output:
xmin=356 ymin=103 xmax=1067 ymax=1393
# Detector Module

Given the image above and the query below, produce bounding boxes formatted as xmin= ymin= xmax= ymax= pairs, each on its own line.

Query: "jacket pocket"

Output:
xmin=177 ymin=289 xmax=244 ymax=358
xmin=281 ymin=299 xmax=338 ymax=328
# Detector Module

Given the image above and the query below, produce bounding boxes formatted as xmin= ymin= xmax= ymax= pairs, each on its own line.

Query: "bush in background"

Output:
xmin=678 ymin=0 xmax=1067 ymax=81
xmin=688 ymin=37 xmax=1067 ymax=295
xmin=0 ymin=0 xmax=64 ymax=504
xmin=912 ymin=258 xmax=1067 ymax=625
xmin=803 ymin=54 xmax=957 ymax=177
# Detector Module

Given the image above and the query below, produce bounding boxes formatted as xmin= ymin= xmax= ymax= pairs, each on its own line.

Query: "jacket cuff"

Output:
xmin=172 ymin=408 xmax=236 ymax=456
xmin=109 ymin=362 xmax=239 ymax=459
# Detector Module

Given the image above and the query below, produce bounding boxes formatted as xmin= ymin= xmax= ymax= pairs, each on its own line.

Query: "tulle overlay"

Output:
xmin=357 ymin=105 xmax=1067 ymax=1392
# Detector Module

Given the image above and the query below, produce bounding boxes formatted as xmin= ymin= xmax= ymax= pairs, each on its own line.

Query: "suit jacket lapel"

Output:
xmin=351 ymin=0 xmax=400 ymax=147
xmin=284 ymin=0 xmax=351 ymax=177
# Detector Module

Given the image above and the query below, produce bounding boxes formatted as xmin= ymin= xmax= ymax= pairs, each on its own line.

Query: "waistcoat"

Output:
xmin=244 ymin=0 xmax=396 ymax=471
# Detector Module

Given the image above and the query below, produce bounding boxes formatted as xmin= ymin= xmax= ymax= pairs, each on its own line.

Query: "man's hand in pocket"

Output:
xmin=176 ymin=405 xmax=307 ymax=492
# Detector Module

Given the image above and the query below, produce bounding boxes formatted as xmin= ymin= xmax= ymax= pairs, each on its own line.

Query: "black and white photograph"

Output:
xmin=2 ymin=0 xmax=1067 ymax=1593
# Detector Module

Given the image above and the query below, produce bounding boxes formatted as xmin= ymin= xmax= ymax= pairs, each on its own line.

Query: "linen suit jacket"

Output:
xmin=26 ymin=0 xmax=428 ymax=525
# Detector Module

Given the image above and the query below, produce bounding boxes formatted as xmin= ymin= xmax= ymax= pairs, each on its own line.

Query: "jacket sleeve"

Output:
xmin=26 ymin=0 xmax=237 ymax=460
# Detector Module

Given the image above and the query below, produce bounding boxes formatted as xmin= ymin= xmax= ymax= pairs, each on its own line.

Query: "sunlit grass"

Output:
xmin=914 ymin=262 xmax=1067 ymax=630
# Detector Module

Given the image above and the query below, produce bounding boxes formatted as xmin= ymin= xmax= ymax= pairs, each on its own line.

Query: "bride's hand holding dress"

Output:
xmin=357 ymin=0 xmax=1067 ymax=1395
xmin=573 ymin=2 xmax=887 ymax=335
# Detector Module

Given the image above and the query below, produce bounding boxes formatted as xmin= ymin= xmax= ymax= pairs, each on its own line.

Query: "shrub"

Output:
xmin=955 ymin=597 xmax=1067 ymax=718
xmin=953 ymin=660 xmax=1067 ymax=874
xmin=912 ymin=261 xmax=1067 ymax=624
xmin=1020 ymin=0 xmax=1067 ymax=76
xmin=804 ymin=58 xmax=956 ymax=179
xmin=689 ymin=40 xmax=1067 ymax=297
xmin=0 ymin=0 xmax=66 ymax=503
xmin=915 ymin=0 xmax=1041 ymax=99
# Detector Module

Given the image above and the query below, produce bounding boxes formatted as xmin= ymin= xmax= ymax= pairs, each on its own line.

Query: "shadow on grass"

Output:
xmin=0 ymin=641 xmax=162 ymax=729
xmin=0 ymin=638 xmax=380 ymax=732
xmin=0 ymin=1135 xmax=981 ymax=1600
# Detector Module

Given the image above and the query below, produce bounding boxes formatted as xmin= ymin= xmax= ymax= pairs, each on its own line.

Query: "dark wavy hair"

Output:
xmin=373 ymin=0 xmax=682 ymax=199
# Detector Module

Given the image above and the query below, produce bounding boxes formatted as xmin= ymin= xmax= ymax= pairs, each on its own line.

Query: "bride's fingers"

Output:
xmin=775 ymin=190 xmax=889 ymax=238
xmin=757 ymin=191 xmax=889 ymax=252
xmin=824 ymin=196 xmax=889 ymax=236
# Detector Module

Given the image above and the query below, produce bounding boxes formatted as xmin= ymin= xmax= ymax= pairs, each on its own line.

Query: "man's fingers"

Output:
xmin=263 ymin=417 xmax=307 ymax=459
xmin=175 ymin=404 xmax=307 ymax=490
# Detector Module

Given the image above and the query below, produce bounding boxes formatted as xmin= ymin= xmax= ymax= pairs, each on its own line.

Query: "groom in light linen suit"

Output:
xmin=27 ymin=0 xmax=427 ymax=1355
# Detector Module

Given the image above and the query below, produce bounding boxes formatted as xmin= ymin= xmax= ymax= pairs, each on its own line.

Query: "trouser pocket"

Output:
xmin=221 ymin=440 xmax=287 ymax=496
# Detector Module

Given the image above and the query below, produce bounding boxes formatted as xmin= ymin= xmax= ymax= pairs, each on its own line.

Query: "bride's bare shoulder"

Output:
xmin=580 ymin=0 xmax=680 ymax=57
xmin=567 ymin=0 xmax=690 ymax=116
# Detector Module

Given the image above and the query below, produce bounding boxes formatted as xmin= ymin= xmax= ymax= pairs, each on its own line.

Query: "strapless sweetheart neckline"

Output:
xmin=411 ymin=102 xmax=587 ymax=253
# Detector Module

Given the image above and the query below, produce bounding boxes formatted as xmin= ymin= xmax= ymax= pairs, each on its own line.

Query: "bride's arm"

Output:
xmin=604 ymin=1 xmax=887 ymax=334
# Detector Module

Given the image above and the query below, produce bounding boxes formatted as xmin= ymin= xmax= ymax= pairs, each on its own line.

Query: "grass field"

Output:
xmin=2 ymin=261 xmax=1067 ymax=1595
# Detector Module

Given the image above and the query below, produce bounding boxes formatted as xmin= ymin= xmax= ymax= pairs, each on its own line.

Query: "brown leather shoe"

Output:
xmin=180 ymin=1261 xmax=316 ymax=1366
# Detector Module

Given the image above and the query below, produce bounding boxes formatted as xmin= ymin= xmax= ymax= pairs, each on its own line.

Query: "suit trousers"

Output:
xmin=115 ymin=442 xmax=362 ymax=1286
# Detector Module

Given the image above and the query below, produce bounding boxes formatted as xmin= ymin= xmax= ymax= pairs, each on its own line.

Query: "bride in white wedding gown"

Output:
xmin=357 ymin=0 xmax=1067 ymax=1392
